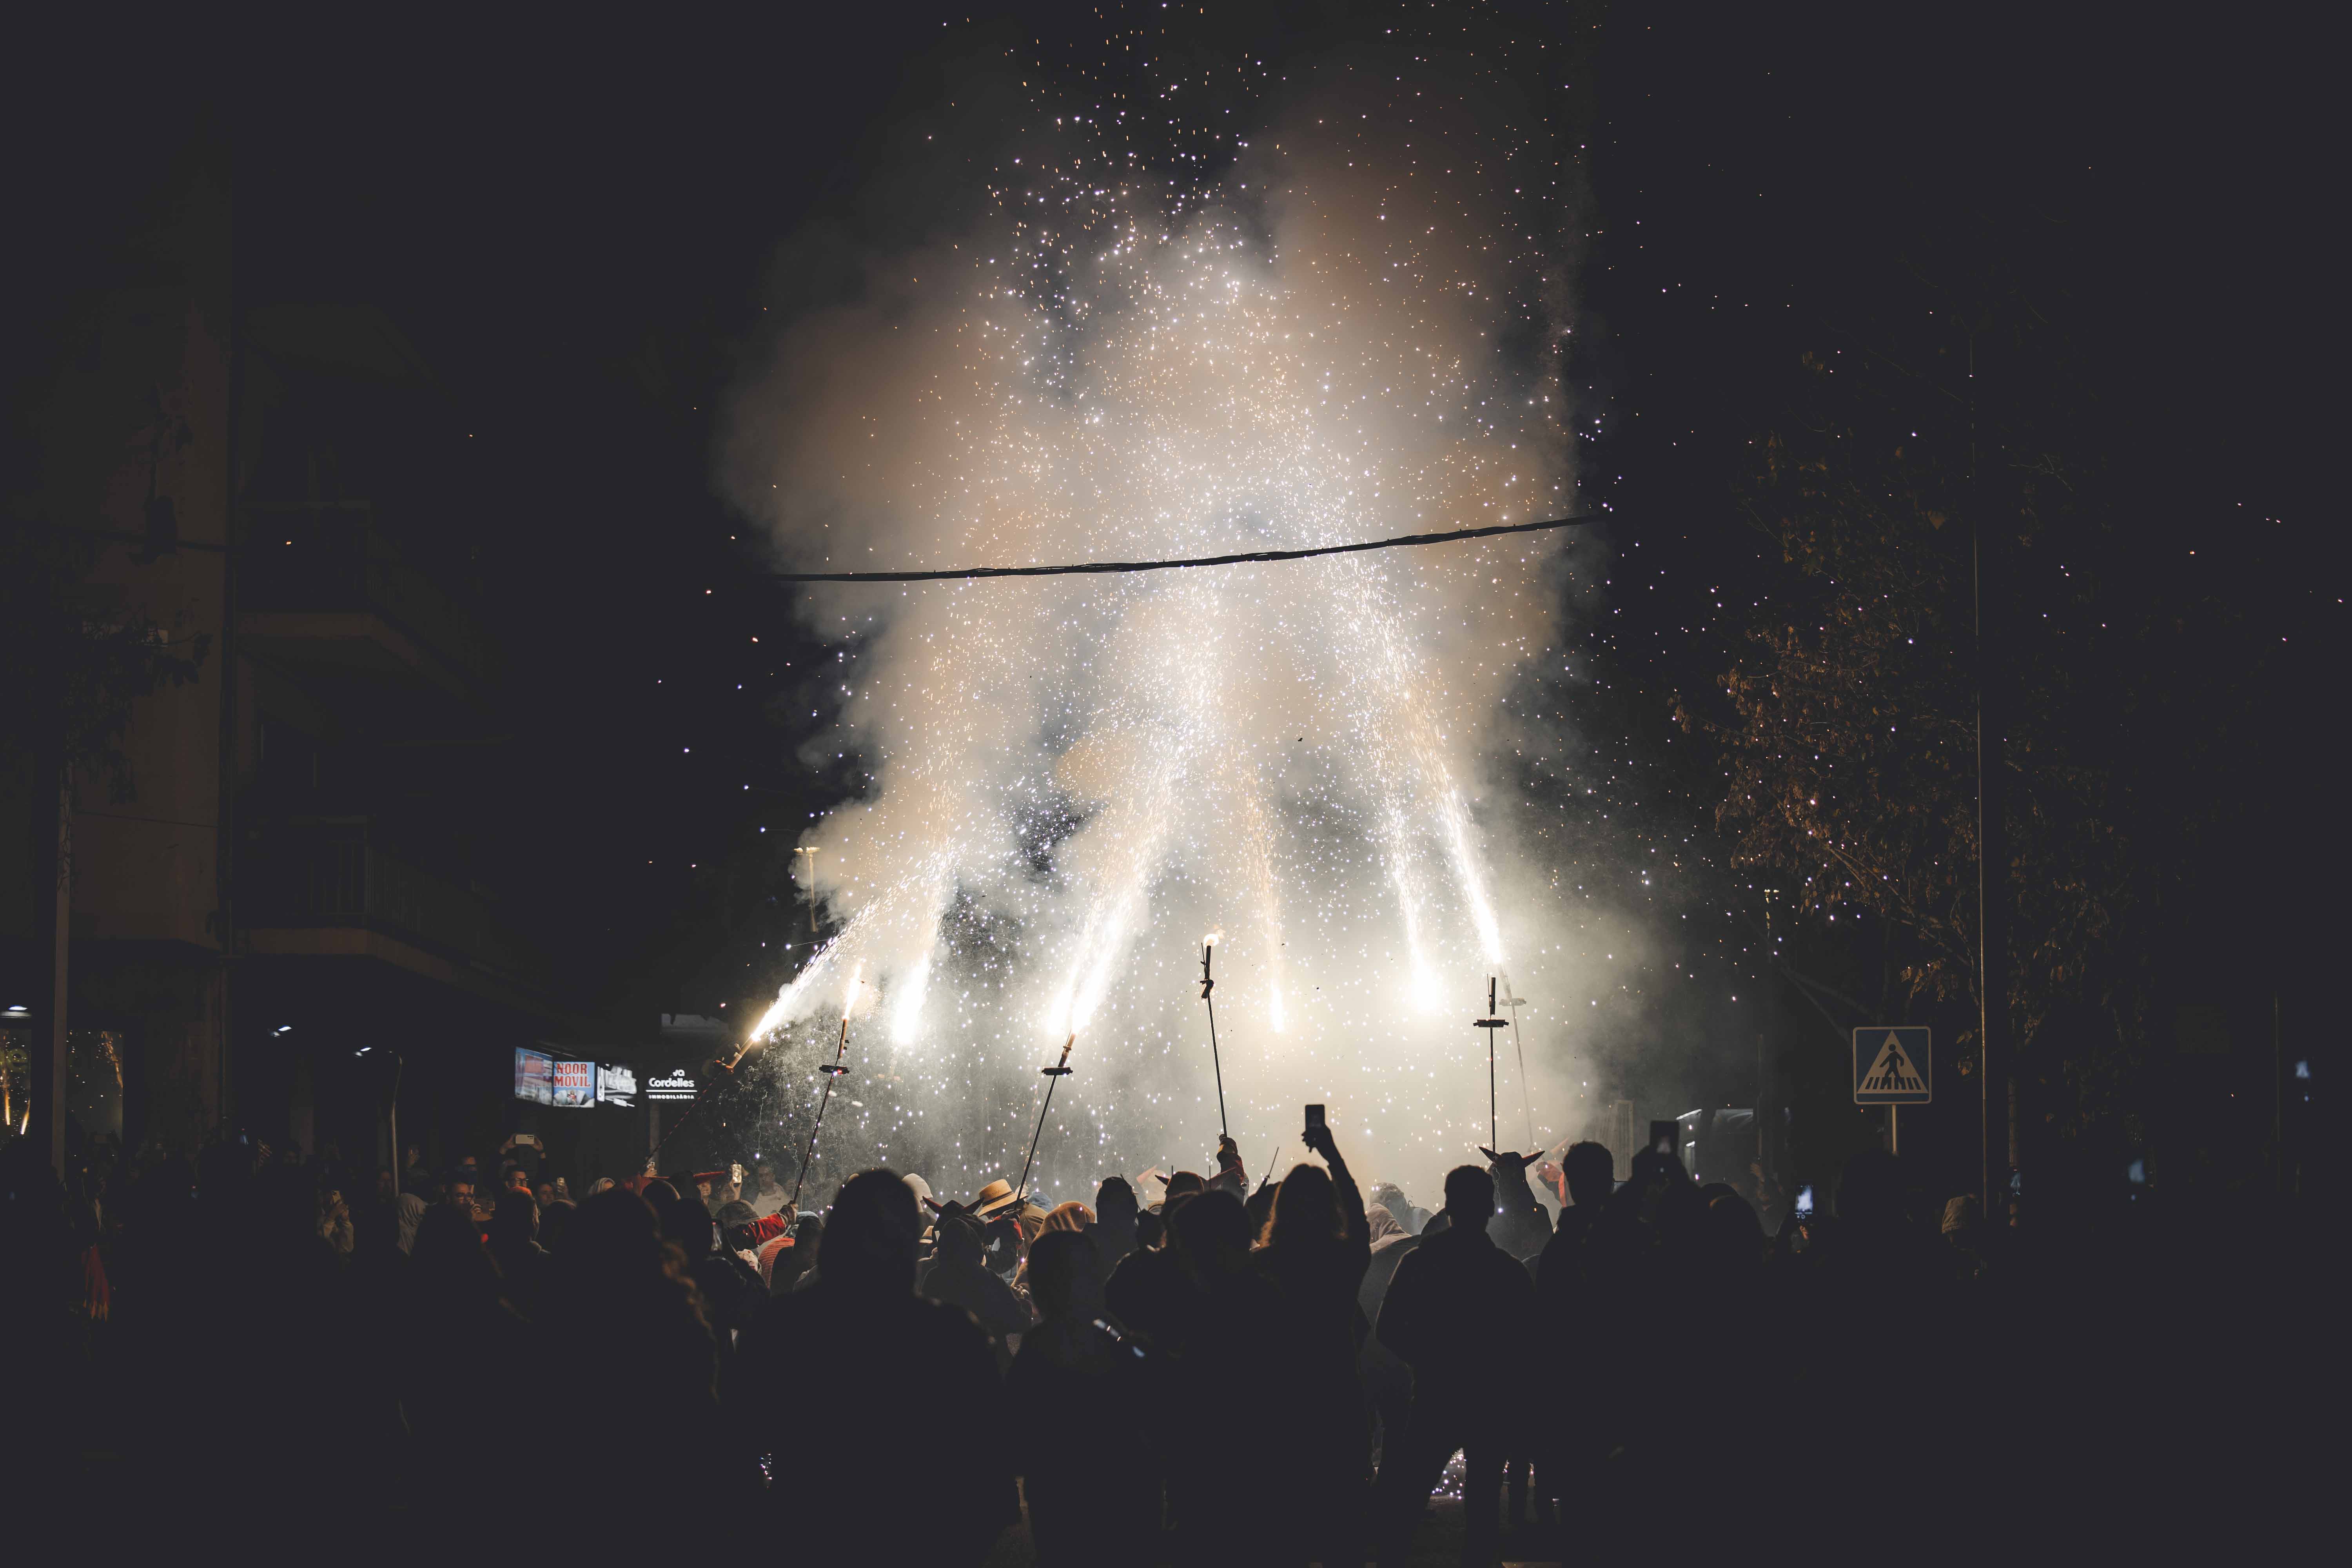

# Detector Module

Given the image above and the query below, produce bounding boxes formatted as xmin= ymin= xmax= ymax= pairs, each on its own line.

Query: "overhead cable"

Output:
xmin=768 ymin=512 xmax=1602 ymax=583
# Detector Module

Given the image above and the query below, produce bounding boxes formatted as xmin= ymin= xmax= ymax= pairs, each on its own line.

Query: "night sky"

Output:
xmin=14 ymin=4 xmax=2329 ymax=1129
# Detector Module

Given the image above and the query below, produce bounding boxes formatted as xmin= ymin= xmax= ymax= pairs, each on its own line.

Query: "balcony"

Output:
xmin=239 ymin=503 xmax=497 ymax=700
xmin=242 ymin=820 xmax=548 ymax=1007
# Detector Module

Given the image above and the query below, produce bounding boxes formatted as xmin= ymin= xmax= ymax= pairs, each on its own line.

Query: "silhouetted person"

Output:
xmin=695 ymin=1205 xmax=767 ymax=1348
xmin=984 ymin=1210 xmax=1027 ymax=1279
xmin=0 ymin=1143 xmax=87 ymax=1506
xmin=403 ymin=1202 xmax=531 ymax=1465
xmin=1246 ymin=1177 xmax=1279 ymax=1240
xmin=1532 ymin=1141 xmax=1614 ymax=1517
xmin=1253 ymin=1123 xmax=1374 ymax=1563
xmin=715 ymin=1197 xmax=760 ymax=1259
xmin=1479 ymin=1146 xmax=1555 ymax=1261
xmin=1701 ymin=1189 xmax=1766 ymax=1282
xmin=399 ymin=1145 xmax=432 ymax=1198
xmin=1009 ymin=1229 xmax=1157 ymax=1565
xmin=733 ymin=1170 xmax=1015 ymax=1564
xmin=485 ymin=1185 xmax=547 ymax=1320
xmin=1359 ymin=1205 xmax=1419 ymax=1321
xmin=1940 ymin=1194 xmax=1991 ymax=1281
xmin=538 ymin=1194 xmax=577 ymax=1256
xmin=394 ymin=1192 xmax=425 ymax=1254
xmin=921 ymin=1211 xmax=1034 ymax=1367
xmin=1375 ymin=1164 xmax=1537 ymax=1565
xmin=746 ymin=1161 xmax=790 ymax=1218
xmin=651 ymin=1181 xmax=763 ymax=1347
xmin=1368 ymin=1181 xmax=1418 ymax=1236
xmin=1358 ymin=1204 xmax=1421 ymax=1472
xmin=1162 ymin=1187 xmax=1281 ymax=1561
xmin=1104 ymin=1191 xmax=1196 ymax=1350
xmin=1094 ymin=1176 xmax=1142 ymax=1290
xmin=775 ymin=1210 xmax=821 ymax=1292
xmin=537 ymin=1186 xmax=722 ymax=1552
xmin=1536 ymin=1139 xmax=1612 ymax=1291
xmin=1208 ymin=1132 xmax=1249 ymax=1197
xmin=336 ymin=1191 xmax=410 ymax=1471
xmin=1016 ymin=1198 xmax=1096 ymax=1298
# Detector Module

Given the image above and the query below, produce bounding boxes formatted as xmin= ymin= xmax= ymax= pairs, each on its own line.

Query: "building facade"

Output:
xmin=6 ymin=158 xmax=626 ymax=1181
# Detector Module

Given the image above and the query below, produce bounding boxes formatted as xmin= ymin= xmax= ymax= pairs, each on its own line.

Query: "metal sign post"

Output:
xmin=1854 ymin=1027 xmax=1932 ymax=1154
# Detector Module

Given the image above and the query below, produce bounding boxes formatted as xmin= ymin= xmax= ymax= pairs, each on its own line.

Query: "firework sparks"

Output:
xmin=725 ymin=38 xmax=1601 ymax=1199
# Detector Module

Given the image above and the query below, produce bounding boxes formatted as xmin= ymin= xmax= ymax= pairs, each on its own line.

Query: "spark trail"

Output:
xmin=724 ymin=40 xmax=1596 ymax=1200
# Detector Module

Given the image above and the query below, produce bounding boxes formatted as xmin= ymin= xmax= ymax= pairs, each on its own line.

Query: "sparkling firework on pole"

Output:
xmin=1200 ymin=933 xmax=1228 ymax=1139
xmin=1474 ymin=976 xmax=1509 ymax=1152
xmin=1015 ymin=1034 xmax=1077 ymax=1204
xmin=791 ymin=969 xmax=862 ymax=1207
xmin=794 ymin=846 xmax=820 ymax=936
xmin=1499 ymin=975 xmax=1534 ymax=1148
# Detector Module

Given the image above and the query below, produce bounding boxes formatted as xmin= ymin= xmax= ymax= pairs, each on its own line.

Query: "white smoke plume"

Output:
xmin=721 ymin=53 xmax=1612 ymax=1201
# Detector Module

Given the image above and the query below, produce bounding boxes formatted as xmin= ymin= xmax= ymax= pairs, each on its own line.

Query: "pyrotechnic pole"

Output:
xmin=1015 ymin=1034 xmax=1076 ymax=1203
xmin=1499 ymin=976 xmax=1533 ymax=1148
xmin=1474 ymin=978 xmax=1509 ymax=1152
xmin=791 ymin=1014 xmax=854 ymax=1207
xmin=1200 ymin=940 xmax=1228 ymax=1139
xmin=795 ymin=846 xmax=820 ymax=936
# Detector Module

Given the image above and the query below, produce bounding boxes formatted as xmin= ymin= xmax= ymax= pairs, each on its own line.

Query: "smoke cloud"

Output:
xmin=720 ymin=52 xmax=1623 ymax=1202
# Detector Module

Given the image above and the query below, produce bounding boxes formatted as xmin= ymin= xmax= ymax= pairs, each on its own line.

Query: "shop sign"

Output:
xmin=514 ymin=1047 xmax=554 ymax=1106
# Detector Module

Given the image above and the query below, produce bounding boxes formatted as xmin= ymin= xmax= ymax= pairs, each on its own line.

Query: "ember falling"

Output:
xmin=719 ymin=50 xmax=1621 ymax=1200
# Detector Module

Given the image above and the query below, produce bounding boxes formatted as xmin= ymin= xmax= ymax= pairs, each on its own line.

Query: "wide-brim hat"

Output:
xmin=971 ymin=1179 xmax=1022 ymax=1218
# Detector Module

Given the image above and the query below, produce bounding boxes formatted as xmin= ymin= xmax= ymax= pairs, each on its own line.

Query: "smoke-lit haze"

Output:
xmin=720 ymin=51 xmax=1628 ymax=1202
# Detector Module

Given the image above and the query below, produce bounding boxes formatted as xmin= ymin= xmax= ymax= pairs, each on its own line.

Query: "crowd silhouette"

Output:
xmin=0 ymin=1101 xmax=2307 ymax=1563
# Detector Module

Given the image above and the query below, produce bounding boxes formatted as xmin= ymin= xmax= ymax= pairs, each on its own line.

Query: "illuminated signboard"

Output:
xmin=514 ymin=1047 xmax=554 ymax=1106
xmin=598 ymin=1063 xmax=637 ymax=1108
xmin=551 ymin=1057 xmax=596 ymax=1109
xmin=646 ymin=1070 xmax=699 ymax=1103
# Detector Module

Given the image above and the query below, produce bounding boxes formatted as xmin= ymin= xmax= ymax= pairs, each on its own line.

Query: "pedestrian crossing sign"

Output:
xmin=1853 ymin=1027 xmax=1932 ymax=1104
